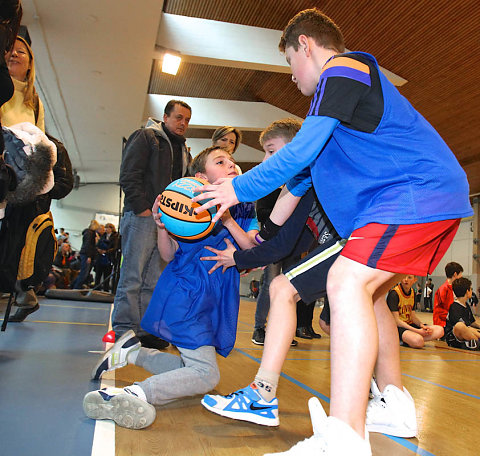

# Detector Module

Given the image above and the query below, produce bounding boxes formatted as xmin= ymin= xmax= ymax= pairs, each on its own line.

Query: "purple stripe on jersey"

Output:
xmin=367 ymin=224 xmax=399 ymax=269
xmin=308 ymin=81 xmax=321 ymax=116
xmin=315 ymin=79 xmax=327 ymax=116
xmin=307 ymin=79 xmax=326 ymax=116
xmin=322 ymin=66 xmax=371 ymax=87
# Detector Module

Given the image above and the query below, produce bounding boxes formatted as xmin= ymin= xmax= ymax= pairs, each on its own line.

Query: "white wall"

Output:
xmin=50 ymin=184 xmax=123 ymax=250
xmin=51 ymin=188 xmax=477 ymax=293
xmin=428 ymin=217 xmax=476 ymax=291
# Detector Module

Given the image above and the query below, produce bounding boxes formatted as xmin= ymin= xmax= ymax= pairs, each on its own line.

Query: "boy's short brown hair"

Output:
xmin=279 ymin=8 xmax=345 ymax=54
xmin=452 ymin=277 xmax=472 ymax=299
xmin=259 ymin=118 xmax=302 ymax=147
xmin=445 ymin=262 xmax=463 ymax=279
xmin=188 ymin=146 xmax=232 ymax=176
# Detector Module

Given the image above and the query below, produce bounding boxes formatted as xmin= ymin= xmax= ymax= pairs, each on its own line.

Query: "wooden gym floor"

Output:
xmin=1 ymin=296 xmax=479 ymax=455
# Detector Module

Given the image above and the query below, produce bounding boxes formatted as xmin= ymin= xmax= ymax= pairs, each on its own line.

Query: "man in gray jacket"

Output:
xmin=112 ymin=100 xmax=192 ymax=349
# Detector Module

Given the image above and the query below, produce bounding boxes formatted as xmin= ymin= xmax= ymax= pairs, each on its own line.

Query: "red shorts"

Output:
xmin=340 ymin=219 xmax=460 ymax=276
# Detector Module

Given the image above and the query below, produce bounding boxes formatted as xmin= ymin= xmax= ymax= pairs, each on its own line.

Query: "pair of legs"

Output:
xmin=111 ymin=210 xmax=164 ymax=338
xmin=263 ymin=256 xmax=401 ymax=436
xmin=135 ymin=345 xmax=220 ymax=406
xmin=94 ymin=262 xmax=112 ymax=291
xmin=448 ymin=323 xmax=480 ymax=350
xmin=72 ymin=253 xmax=92 ymax=289
xmin=399 ymin=324 xmax=444 ymax=349
xmin=296 ymin=300 xmax=320 ymax=338
xmin=85 ymin=332 xmax=220 ymax=429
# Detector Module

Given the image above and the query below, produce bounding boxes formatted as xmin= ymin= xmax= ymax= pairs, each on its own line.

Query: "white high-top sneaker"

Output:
xmin=366 ymin=379 xmax=418 ymax=437
xmin=264 ymin=397 xmax=371 ymax=456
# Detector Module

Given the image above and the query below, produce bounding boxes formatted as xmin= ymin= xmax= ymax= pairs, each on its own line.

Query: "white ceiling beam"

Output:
xmin=144 ymin=95 xmax=302 ymax=131
xmin=156 ymin=13 xmax=407 ymax=86
xmin=156 ymin=13 xmax=289 ymax=73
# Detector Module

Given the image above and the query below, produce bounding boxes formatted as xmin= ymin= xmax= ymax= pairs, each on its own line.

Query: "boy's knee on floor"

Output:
xmin=194 ymin=365 xmax=220 ymax=393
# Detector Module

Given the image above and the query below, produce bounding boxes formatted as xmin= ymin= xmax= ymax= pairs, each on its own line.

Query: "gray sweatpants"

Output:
xmin=134 ymin=345 xmax=220 ymax=406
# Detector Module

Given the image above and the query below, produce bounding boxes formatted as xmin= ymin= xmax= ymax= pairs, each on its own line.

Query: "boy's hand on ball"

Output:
xmin=152 ymin=195 xmax=166 ymax=229
xmin=192 ymin=178 xmax=239 ymax=223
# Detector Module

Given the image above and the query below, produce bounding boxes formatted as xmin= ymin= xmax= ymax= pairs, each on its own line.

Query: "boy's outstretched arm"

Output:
xmin=152 ymin=195 xmax=178 ymax=262
xmin=201 ymin=190 xmax=314 ymax=274
xmin=193 ymin=116 xmax=339 ymax=222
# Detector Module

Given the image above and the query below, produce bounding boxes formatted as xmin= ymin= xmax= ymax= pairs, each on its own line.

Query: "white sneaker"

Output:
xmin=264 ymin=398 xmax=371 ymax=456
xmin=91 ymin=330 xmax=141 ymax=380
xmin=83 ymin=386 xmax=156 ymax=429
xmin=366 ymin=379 xmax=418 ymax=437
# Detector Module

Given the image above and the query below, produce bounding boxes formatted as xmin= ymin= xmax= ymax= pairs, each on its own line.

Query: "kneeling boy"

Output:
xmin=83 ymin=147 xmax=258 ymax=429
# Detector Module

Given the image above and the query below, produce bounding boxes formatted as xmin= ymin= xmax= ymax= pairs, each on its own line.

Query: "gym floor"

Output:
xmin=1 ymin=296 xmax=478 ymax=455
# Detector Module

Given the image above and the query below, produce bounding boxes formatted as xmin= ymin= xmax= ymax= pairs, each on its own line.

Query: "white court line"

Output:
xmin=91 ymin=303 xmax=115 ymax=456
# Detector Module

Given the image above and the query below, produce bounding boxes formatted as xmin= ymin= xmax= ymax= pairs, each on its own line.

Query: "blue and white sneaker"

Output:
xmin=201 ymin=383 xmax=279 ymax=426
xmin=91 ymin=330 xmax=141 ymax=380
xmin=83 ymin=386 xmax=156 ymax=429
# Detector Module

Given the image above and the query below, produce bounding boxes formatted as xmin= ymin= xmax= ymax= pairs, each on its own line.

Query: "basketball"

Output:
xmin=158 ymin=177 xmax=218 ymax=241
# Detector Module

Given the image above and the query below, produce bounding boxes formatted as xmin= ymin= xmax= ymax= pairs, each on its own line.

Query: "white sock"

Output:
xmin=123 ymin=384 xmax=147 ymax=402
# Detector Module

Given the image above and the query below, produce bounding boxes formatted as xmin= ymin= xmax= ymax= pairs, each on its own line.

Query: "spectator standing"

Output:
xmin=111 ymin=100 xmax=192 ymax=349
xmin=0 ymin=35 xmax=44 ymax=130
xmin=2 ymin=31 xmax=73 ymax=321
xmin=72 ymin=219 xmax=100 ymax=289
xmin=424 ymin=278 xmax=434 ymax=312
xmin=212 ymin=126 xmax=243 ymax=175
xmin=94 ymin=223 xmax=118 ymax=292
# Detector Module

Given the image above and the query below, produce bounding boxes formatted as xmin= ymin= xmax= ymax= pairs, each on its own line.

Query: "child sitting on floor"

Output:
xmin=83 ymin=146 xmax=258 ymax=429
xmin=445 ymin=277 xmax=480 ymax=351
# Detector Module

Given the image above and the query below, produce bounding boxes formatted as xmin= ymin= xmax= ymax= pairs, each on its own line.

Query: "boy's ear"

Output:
xmin=298 ymin=34 xmax=310 ymax=54
xmin=195 ymin=171 xmax=207 ymax=180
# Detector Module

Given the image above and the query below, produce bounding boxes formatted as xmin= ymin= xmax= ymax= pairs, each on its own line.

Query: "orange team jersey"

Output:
xmin=433 ymin=280 xmax=454 ymax=327
xmin=392 ymin=283 xmax=415 ymax=325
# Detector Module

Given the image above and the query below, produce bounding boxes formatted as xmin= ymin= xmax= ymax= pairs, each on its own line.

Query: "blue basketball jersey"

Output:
xmin=141 ymin=202 xmax=257 ymax=357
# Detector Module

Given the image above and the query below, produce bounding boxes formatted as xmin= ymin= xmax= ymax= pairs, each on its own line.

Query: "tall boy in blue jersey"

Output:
xmin=193 ymin=8 xmax=472 ymax=456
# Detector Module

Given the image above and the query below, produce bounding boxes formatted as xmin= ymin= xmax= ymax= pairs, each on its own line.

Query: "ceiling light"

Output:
xmin=162 ymin=53 xmax=181 ymax=75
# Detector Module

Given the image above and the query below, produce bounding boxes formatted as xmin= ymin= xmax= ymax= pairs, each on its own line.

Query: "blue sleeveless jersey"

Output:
xmin=309 ymin=52 xmax=472 ymax=237
xmin=232 ymin=52 xmax=472 ymax=239
xmin=141 ymin=202 xmax=257 ymax=357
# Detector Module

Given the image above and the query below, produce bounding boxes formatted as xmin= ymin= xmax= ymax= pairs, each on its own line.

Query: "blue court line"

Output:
xmin=403 ymin=374 xmax=480 ymax=400
xmin=235 ymin=348 xmax=436 ymax=456
xmin=235 ymin=346 xmax=331 ymax=352
xmin=284 ymin=357 xmax=480 ymax=363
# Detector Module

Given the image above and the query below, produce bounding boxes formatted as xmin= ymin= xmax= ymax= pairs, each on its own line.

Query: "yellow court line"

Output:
xmin=41 ymin=303 xmax=110 ymax=311
xmin=0 ymin=319 xmax=107 ymax=326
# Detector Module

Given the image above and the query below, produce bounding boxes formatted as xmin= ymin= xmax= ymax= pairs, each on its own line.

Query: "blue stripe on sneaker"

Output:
xmin=94 ymin=359 xmax=109 ymax=380
xmin=99 ymin=390 xmax=114 ymax=401
xmin=123 ymin=337 xmax=140 ymax=348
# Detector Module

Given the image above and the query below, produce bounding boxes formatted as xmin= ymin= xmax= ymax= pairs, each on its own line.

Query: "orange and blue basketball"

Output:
xmin=158 ymin=177 xmax=218 ymax=241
